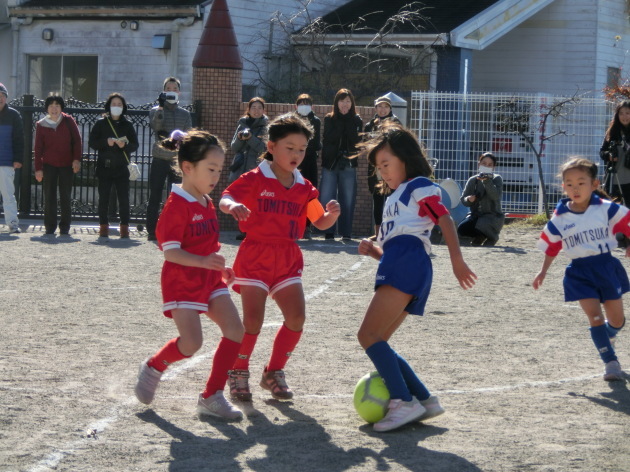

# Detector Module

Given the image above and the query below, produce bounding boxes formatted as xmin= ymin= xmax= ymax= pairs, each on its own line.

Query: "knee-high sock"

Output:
xmin=396 ymin=353 xmax=431 ymax=401
xmin=606 ymin=317 xmax=625 ymax=339
xmin=232 ymin=332 xmax=259 ymax=370
xmin=148 ymin=337 xmax=189 ymax=372
xmin=365 ymin=341 xmax=412 ymax=401
xmin=267 ymin=324 xmax=302 ymax=371
xmin=202 ymin=337 xmax=242 ymax=398
xmin=590 ymin=325 xmax=617 ymax=364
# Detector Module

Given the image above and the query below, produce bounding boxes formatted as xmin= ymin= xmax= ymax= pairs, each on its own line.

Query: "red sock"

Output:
xmin=267 ymin=324 xmax=302 ymax=371
xmin=148 ymin=337 xmax=188 ymax=372
xmin=231 ymin=332 xmax=259 ymax=370
xmin=202 ymin=337 xmax=241 ymax=398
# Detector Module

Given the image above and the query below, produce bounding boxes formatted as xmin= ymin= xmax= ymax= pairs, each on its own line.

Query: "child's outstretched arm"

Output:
xmin=438 ymin=214 xmax=477 ymax=290
xmin=219 ymin=195 xmax=251 ymax=222
xmin=310 ymin=199 xmax=341 ymax=230
xmin=533 ymin=255 xmax=555 ymax=290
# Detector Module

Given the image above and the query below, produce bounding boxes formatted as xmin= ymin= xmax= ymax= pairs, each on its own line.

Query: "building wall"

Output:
xmin=471 ymin=0 xmax=630 ymax=95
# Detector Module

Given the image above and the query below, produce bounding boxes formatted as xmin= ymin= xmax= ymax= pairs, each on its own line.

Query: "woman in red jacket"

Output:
xmin=34 ymin=95 xmax=82 ymax=235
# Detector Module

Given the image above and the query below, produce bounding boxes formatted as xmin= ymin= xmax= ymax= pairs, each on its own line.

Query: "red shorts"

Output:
xmin=161 ymin=263 xmax=229 ymax=317
xmin=232 ymin=239 xmax=303 ymax=297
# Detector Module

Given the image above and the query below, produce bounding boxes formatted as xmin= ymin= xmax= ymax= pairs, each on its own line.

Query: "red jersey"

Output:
xmin=222 ymin=160 xmax=319 ymax=241
xmin=156 ymin=185 xmax=225 ymax=317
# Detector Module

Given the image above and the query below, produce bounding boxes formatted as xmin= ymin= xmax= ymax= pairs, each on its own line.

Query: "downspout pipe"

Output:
xmin=10 ymin=16 xmax=33 ymax=96
xmin=171 ymin=17 xmax=195 ymax=78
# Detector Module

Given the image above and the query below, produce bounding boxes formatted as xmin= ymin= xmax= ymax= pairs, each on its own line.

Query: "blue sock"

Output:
xmin=590 ymin=325 xmax=617 ymax=364
xmin=605 ymin=318 xmax=625 ymax=339
xmin=365 ymin=341 xmax=412 ymax=401
xmin=396 ymin=353 xmax=431 ymax=401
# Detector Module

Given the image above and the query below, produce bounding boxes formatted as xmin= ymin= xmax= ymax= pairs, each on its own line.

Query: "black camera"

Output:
xmin=157 ymin=92 xmax=178 ymax=107
xmin=240 ymin=128 xmax=252 ymax=139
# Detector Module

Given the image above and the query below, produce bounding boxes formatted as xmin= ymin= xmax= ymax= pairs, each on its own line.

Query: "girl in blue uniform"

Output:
xmin=358 ymin=124 xmax=477 ymax=432
xmin=533 ymin=157 xmax=628 ymax=381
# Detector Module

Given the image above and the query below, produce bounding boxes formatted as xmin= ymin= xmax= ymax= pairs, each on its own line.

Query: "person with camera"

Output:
xmin=89 ymin=93 xmax=139 ymax=238
xmin=228 ymin=97 xmax=269 ymax=184
xmin=600 ymin=100 xmax=630 ymax=207
xmin=457 ymin=152 xmax=504 ymax=246
xmin=146 ymin=77 xmax=192 ymax=241
xmin=319 ymin=88 xmax=363 ymax=241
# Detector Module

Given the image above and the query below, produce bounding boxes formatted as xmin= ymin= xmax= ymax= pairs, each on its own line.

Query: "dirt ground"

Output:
xmin=1 ymin=220 xmax=629 ymax=472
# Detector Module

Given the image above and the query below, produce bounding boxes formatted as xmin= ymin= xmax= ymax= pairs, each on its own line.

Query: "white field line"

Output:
xmin=26 ymin=259 xmax=366 ymax=471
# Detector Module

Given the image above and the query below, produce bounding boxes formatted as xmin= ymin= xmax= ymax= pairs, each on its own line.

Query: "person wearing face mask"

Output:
xmin=364 ymin=96 xmax=401 ymax=239
xmin=146 ymin=77 xmax=192 ymax=241
xmin=320 ymin=88 xmax=363 ymax=241
xmin=457 ymin=152 xmax=504 ymax=246
xmin=89 ymin=93 xmax=139 ymax=238
xmin=34 ymin=94 xmax=82 ymax=236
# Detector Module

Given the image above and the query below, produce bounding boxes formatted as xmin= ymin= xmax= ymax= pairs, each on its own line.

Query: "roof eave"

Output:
xmin=7 ymin=5 xmax=202 ymax=19
xmin=450 ymin=0 xmax=557 ymax=50
xmin=291 ymin=32 xmax=449 ymax=47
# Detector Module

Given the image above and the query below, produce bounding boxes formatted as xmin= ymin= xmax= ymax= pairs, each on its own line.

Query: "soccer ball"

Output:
xmin=353 ymin=371 xmax=390 ymax=423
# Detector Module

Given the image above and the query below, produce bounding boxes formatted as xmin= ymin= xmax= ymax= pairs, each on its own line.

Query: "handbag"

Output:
xmin=106 ymin=117 xmax=140 ymax=181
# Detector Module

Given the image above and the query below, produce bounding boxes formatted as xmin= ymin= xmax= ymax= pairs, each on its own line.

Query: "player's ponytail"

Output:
xmin=261 ymin=113 xmax=313 ymax=161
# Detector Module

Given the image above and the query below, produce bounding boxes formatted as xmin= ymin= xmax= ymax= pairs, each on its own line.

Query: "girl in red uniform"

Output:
xmin=134 ymin=129 xmax=245 ymax=420
xmin=220 ymin=113 xmax=340 ymax=401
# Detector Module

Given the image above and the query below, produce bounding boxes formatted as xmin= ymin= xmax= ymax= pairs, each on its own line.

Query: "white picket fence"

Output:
xmin=409 ymin=91 xmax=614 ymax=215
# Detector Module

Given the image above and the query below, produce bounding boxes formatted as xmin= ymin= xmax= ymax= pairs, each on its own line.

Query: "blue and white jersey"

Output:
xmin=538 ymin=194 xmax=630 ymax=259
xmin=377 ymin=176 xmax=447 ymax=253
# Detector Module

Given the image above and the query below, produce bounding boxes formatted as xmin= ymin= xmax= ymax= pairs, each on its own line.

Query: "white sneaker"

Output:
xmin=9 ymin=225 xmax=20 ymax=234
xmin=373 ymin=397 xmax=426 ymax=432
xmin=197 ymin=391 xmax=243 ymax=420
xmin=134 ymin=361 xmax=163 ymax=404
xmin=604 ymin=360 xmax=624 ymax=381
xmin=418 ymin=395 xmax=445 ymax=421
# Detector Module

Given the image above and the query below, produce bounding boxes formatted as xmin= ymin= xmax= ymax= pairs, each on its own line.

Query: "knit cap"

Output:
xmin=374 ymin=96 xmax=391 ymax=107
xmin=0 ymin=83 xmax=7 ymax=98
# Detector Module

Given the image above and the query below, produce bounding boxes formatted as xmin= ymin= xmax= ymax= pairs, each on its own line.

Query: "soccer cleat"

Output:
xmin=228 ymin=369 xmax=252 ymax=402
xmin=604 ymin=360 xmax=624 ymax=381
xmin=260 ymin=369 xmax=293 ymax=400
xmin=134 ymin=361 xmax=163 ymax=404
xmin=418 ymin=395 xmax=445 ymax=421
xmin=373 ymin=397 xmax=426 ymax=432
xmin=197 ymin=391 xmax=243 ymax=420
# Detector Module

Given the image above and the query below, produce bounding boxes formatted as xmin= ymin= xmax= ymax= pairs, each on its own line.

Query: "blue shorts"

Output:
xmin=375 ymin=235 xmax=432 ymax=316
xmin=564 ymin=253 xmax=629 ymax=302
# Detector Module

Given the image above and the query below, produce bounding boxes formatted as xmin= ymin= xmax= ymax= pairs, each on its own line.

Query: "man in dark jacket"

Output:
xmin=146 ymin=77 xmax=192 ymax=240
xmin=0 ymin=83 xmax=24 ymax=233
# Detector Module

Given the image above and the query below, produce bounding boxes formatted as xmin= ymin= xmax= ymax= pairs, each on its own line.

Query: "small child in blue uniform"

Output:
xmin=533 ymin=157 xmax=629 ymax=381
xmin=358 ymin=124 xmax=477 ymax=432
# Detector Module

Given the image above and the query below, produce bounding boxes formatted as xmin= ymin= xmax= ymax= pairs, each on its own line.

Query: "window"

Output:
xmin=28 ymin=55 xmax=98 ymax=102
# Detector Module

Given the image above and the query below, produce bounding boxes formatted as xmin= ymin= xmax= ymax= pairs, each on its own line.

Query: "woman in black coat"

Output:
xmin=319 ymin=88 xmax=363 ymax=240
xmin=88 ymin=93 xmax=139 ymax=238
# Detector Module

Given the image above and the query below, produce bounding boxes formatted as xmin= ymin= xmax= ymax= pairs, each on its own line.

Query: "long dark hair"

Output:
xmin=605 ymin=100 xmax=630 ymax=141
xmin=327 ymin=88 xmax=356 ymax=119
xmin=261 ymin=113 xmax=313 ymax=161
xmin=361 ymin=122 xmax=433 ymax=194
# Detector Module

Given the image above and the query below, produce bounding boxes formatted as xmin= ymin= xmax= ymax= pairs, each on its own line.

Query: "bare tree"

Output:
xmin=241 ymin=1 xmax=444 ymax=103
xmin=495 ymin=92 xmax=583 ymax=219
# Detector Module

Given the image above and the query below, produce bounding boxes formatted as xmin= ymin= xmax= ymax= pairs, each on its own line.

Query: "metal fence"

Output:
xmin=409 ymin=91 xmax=614 ymax=215
xmin=4 ymin=95 xmax=197 ymax=222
